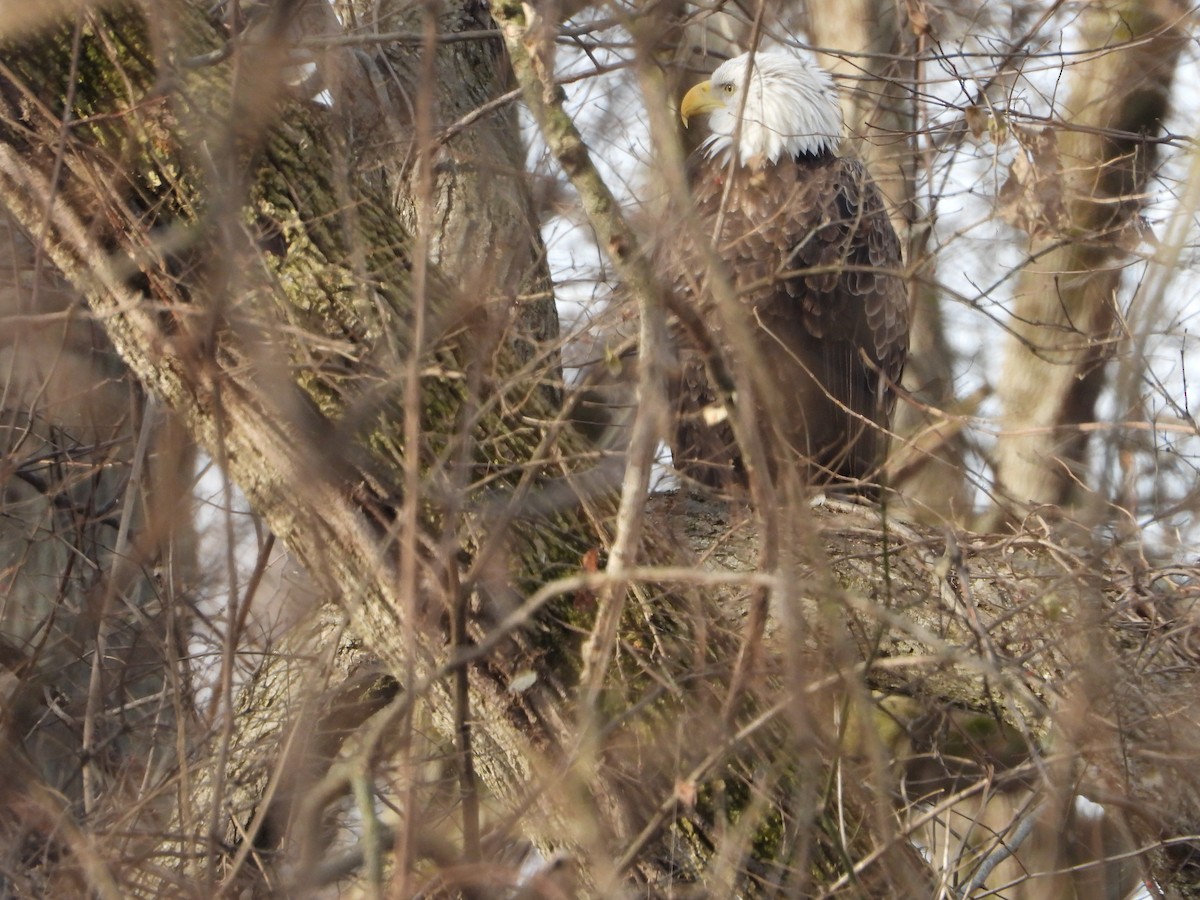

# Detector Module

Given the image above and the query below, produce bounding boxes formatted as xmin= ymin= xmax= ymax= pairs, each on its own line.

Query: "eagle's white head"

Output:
xmin=680 ymin=50 xmax=843 ymax=166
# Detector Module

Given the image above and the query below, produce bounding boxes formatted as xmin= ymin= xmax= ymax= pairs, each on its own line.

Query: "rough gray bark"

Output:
xmin=2 ymin=2 xmax=1200 ymax=898
xmin=0 ymin=1 xmax=581 ymax=893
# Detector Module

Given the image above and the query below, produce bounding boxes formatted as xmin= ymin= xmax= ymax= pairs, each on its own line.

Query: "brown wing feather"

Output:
xmin=665 ymin=152 xmax=908 ymax=490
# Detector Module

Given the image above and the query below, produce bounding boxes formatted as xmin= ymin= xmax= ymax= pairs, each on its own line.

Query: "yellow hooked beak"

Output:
xmin=680 ymin=79 xmax=723 ymax=127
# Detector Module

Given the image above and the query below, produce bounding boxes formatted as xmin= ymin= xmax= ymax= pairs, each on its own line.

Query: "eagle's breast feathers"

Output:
xmin=666 ymin=51 xmax=909 ymax=490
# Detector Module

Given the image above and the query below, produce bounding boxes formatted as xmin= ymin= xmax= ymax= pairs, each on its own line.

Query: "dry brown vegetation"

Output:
xmin=1 ymin=1 xmax=1199 ymax=898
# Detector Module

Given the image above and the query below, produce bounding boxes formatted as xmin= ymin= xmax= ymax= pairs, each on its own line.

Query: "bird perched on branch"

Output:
xmin=665 ymin=49 xmax=908 ymax=492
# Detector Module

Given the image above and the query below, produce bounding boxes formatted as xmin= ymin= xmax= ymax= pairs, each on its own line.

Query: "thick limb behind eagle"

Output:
xmin=665 ymin=50 xmax=908 ymax=492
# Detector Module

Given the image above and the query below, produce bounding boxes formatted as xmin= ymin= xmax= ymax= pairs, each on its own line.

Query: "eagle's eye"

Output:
xmin=721 ymin=83 xmax=735 ymax=95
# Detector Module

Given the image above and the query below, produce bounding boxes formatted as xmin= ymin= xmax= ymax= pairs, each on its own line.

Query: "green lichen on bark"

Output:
xmin=0 ymin=0 xmax=612 ymax=668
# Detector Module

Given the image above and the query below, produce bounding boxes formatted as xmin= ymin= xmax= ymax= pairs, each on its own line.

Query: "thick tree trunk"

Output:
xmin=0 ymin=1 xmax=583 ymax=893
xmin=3 ymin=2 xmax=1200 ymax=897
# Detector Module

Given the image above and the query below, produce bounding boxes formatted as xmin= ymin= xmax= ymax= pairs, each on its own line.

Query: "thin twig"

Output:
xmin=491 ymin=2 xmax=673 ymax=714
xmin=394 ymin=6 xmax=440 ymax=894
xmin=958 ymin=799 xmax=1048 ymax=898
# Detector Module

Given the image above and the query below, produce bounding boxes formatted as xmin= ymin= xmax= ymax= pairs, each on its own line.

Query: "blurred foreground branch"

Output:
xmin=2 ymin=2 xmax=1200 ymax=897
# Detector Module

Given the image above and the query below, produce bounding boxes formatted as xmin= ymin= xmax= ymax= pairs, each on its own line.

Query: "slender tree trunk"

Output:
xmin=0 ymin=202 xmax=194 ymax=855
xmin=992 ymin=0 xmax=1188 ymax=514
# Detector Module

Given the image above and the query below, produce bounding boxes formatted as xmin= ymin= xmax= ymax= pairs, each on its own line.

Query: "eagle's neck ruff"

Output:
xmin=700 ymin=149 xmax=836 ymax=186
xmin=702 ymin=51 xmax=843 ymax=167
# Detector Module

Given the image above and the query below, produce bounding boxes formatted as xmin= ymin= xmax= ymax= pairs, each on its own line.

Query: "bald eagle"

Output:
xmin=665 ymin=50 xmax=908 ymax=491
